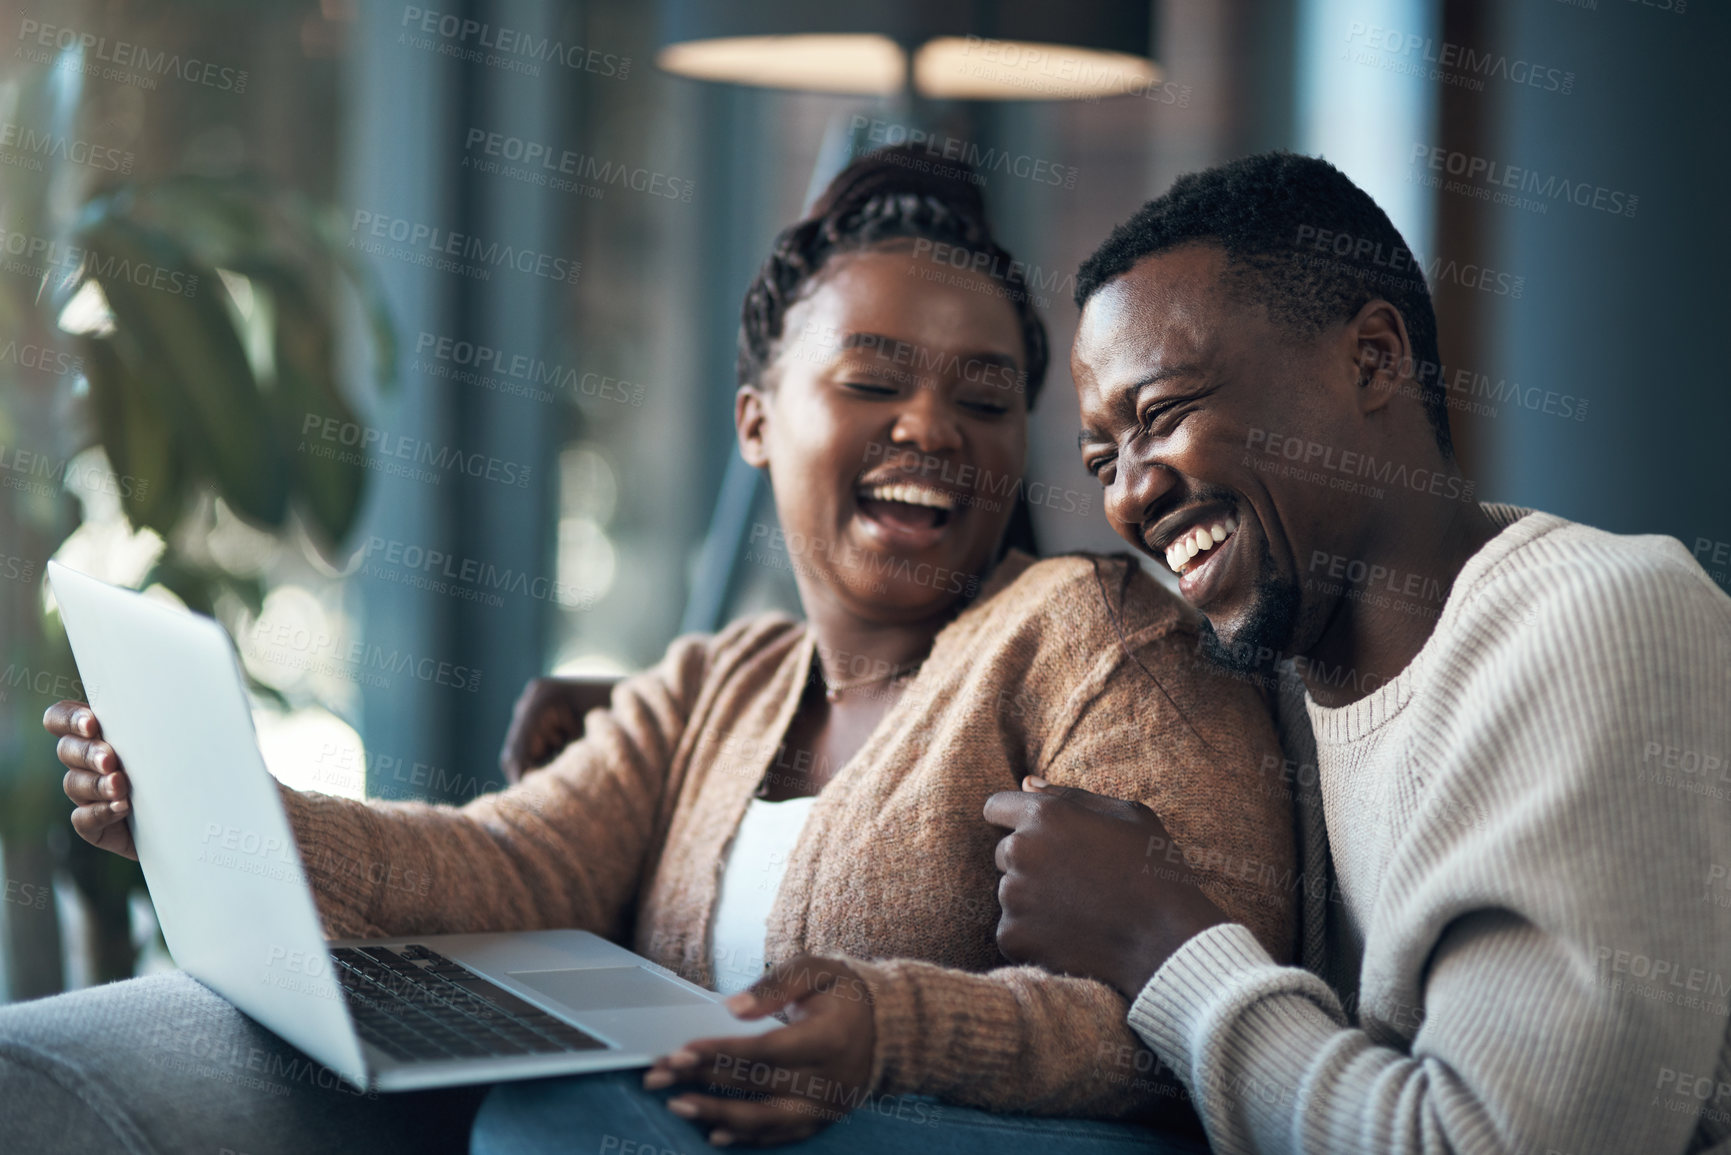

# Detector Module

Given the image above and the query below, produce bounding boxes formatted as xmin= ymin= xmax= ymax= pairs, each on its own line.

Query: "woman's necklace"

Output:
xmin=814 ymin=654 xmax=923 ymax=702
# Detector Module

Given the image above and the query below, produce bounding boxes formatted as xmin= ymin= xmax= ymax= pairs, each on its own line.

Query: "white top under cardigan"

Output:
xmin=709 ymin=795 xmax=819 ymax=997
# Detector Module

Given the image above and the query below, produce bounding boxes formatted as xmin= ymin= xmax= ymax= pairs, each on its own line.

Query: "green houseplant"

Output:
xmin=0 ymin=172 xmax=396 ymax=996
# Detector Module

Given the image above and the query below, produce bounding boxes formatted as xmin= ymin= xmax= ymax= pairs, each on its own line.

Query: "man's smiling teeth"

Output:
xmin=1165 ymin=515 xmax=1239 ymax=574
xmin=859 ymin=483 xmax=958 ymax=511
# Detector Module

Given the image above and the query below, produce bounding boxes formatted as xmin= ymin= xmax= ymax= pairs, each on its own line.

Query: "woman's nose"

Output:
xmin=889 ymin=389 xmax=963 ymax=454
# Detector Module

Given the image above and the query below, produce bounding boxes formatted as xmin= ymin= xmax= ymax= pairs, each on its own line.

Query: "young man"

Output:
xmin=985 ymin=152 xmax=1731 ymax=1154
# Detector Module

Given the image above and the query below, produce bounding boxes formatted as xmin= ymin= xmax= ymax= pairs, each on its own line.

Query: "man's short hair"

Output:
xmin=1075 ymin=151 xmax=1452 ymax=459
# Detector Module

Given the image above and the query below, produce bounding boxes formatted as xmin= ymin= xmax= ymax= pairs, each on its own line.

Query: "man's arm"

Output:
xmin=994 ymin=560 xmax=1731 ymax=1153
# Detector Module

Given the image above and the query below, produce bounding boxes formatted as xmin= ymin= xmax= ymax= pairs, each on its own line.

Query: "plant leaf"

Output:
xmin=75 ymin=336 xmax=184 ymax=535
xmin=272 ymin=277 xmax=367 ymax=558
xmin=75 ymin=214 xmax=289 ymax=527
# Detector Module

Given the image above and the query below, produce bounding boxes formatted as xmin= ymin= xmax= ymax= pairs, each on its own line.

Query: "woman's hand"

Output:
xmin=45 ymin=699 xmax=137 ymax=861
xmin=498 ymin=676 xmax=591 ymax=781
xmin=642 ymin=954 xmax=876 ymax=1146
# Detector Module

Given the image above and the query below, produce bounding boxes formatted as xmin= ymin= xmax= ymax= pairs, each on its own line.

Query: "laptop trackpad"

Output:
xmin=508 ymin=966 xmax=710 ymax=1012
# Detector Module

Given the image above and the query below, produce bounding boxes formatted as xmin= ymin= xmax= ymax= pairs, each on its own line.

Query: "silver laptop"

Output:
xmin=46 ymin=560 xmax=775 ymax=1093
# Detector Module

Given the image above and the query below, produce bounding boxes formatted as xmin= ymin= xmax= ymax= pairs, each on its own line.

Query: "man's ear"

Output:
xmin=736 ymin=384 xmax=771 ymax=468
xmin=1348 ymin=299 xmax=1413 ymax=417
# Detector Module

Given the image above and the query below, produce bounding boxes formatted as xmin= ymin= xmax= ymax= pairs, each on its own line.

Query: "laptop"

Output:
xmin=45 ymin=560 xmax=776 ymax=1093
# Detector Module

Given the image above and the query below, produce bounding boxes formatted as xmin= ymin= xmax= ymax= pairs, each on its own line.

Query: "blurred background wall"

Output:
xmin=1 ymin=0 xmax=1724 ymax=1000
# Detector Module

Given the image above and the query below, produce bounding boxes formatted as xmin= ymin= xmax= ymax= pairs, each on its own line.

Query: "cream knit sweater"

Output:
xmin=1128 ymin=505 xmax=1731 ymax=1153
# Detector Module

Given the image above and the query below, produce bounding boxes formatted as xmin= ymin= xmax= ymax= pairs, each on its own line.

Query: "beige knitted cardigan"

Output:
xmin=278 ymin=550 xmax=1296 ymax=1118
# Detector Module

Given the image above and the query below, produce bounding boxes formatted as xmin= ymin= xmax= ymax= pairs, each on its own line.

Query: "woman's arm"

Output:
xmin=281 ymin=630 xmax=720 ymax=941
xmin=849 ymin=624 xmax=1298 ymax=1118
xmin=841 ymin=955 xmax=1191 ymax=1119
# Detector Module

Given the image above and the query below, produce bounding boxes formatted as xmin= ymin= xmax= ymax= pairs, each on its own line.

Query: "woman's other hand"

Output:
xmin=498 ymin=676 xmax=591 ymax=781
xmin=642 ymin=954 xmax=876 ymax=1146
xmin=46 ymin=699 xmax=137 ymax=861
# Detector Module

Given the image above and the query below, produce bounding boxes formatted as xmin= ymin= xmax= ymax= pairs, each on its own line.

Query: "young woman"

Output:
xmin=32 ymin=148 xmax=1295 ymax=1152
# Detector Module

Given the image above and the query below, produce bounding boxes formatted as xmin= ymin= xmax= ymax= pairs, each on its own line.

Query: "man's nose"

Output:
xmin=1105 ymin=453 xmax=1178 ymax=541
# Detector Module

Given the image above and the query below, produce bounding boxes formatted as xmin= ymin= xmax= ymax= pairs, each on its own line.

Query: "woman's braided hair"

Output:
xmin=736 ymin=144 xmax=1049 ymax=408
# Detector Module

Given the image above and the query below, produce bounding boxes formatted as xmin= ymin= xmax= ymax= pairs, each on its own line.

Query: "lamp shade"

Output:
xmin=655 ymin=0 xmax=1158 ymax=100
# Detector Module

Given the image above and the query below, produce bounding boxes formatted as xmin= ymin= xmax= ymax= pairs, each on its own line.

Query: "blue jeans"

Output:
xmin=470 ymin=1071 xmax=1211 ymax=1154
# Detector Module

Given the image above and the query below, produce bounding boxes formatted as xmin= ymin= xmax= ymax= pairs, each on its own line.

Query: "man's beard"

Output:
xmin=1196 ymin=535 xmax=1301 ymax=676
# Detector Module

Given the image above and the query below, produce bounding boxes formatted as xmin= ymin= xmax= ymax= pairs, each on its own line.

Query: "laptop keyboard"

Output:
xmin=330 ymin=944 xmax=610 ymax=1063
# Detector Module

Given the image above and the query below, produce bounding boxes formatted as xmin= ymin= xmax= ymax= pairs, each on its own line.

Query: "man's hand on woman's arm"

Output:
xmin=984 ymin=778 xmax=1230 ymax=999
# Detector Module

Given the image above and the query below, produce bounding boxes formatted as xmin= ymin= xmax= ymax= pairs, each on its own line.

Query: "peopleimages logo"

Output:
xmin=1370 ymin=349 xmax=1589 ymax=424
xmin=361 ymin=534 xmax=594 ymax=610
xmin=1343 ymin=22 xmax=1575 ymax=94
xmin=411 ymin=332 xmax=646 ymax=407
xmin=1244 ymin=428 xmax=1476 ymax=504
xmin=0 ymin=552 xmax=37 ymax=584
xmin=1409 ymin=145 xmax=1638 ymax=218
xmin=849 ymin=116 xmax=1078 ymax=189
xmin=298 ymin=414 xmax=533 ymax=489
xmin=0 ymin=442 xmax=150 ymax=501
xmin=15 ymin=18 xmax=250 ymax=92
xmin=952 ymin=35 xmax=1192 ymax=106
xmin=909 ymin=238 xmax=1077 ymax=308
xmin=1292 ymin=224 xmax=1525 ymax=300
xmin=348 ymin=210 xmax=581 ymax=284
xmin=0 ymin=664 xmax=91 ymax=702
xmin=860 ymin=445 xmax=1093 ymax=517
xmin=0 ymin=122 xmax=133 ymax=174
xmin=793 ymin=321 xmax=1028 ymax=395
xmin=462 ymin=129 xmax=694 ymax=202
xmin=240 ymin=616 xmax=483 ymax=693
xmin=0 ymin=227 xmax=200 ymax=298
xmin=0 ymin=339 xmax=84 ymax=378
xmin=399 ymin=7 xmax=630 ymax=79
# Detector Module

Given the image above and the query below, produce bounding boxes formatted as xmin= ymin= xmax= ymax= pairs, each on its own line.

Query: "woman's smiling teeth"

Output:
xmin=858 ymin=483 xmax=958 ymax=511
xmin=1165 ymin=514 xmax=1239 ymax=575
